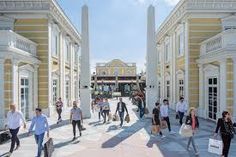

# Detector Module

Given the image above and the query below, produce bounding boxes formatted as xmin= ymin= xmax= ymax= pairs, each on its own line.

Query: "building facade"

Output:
xmin=156 ymin=0 xmax=236 ymax=121
xmin=92 ymin=59 xmax=145 ymax=96
xmin=0 ymin=0 xmax=81 ymax=129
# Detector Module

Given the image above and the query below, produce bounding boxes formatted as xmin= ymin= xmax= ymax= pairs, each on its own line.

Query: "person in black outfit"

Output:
xmin=151 ymin=102 xmax=165 ymax=138
xmin=115 ymin=97 xmax=129 ymax=127
xmin=214 ymin=111 xmax=235 ymax=157
xmin=135 ymin=95 xmax=145 ymax=119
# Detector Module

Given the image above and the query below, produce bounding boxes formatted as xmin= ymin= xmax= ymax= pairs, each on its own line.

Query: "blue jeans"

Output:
xmin=118 ymin=112 xmax=125 ymax=127
xmin=139 ymin=106 xmax=145 ymax=118
xmin=34 ymin=133 xmax=45 ymax=157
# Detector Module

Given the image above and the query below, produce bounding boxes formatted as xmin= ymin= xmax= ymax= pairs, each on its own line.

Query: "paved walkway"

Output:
xmin=0 ymin=98 xmax=236 ymax=157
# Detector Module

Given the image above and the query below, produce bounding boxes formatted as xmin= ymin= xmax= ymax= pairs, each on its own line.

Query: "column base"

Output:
xmin=80 ymin=88 xmax=91 ymax=119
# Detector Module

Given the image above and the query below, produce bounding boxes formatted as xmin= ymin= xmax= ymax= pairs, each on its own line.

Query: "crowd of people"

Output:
xmin=3 ymin=94 xmax=236 ymax=157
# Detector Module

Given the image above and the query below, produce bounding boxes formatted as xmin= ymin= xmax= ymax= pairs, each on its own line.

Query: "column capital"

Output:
xmin=11 ymin=58 xmax=20 ymax=66
xmin=219 ymin=58 xmax=227 ymax=64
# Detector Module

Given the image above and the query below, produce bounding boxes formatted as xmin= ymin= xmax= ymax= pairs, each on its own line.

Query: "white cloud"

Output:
xmin=164 ymin=0 xmax=180 ymax=6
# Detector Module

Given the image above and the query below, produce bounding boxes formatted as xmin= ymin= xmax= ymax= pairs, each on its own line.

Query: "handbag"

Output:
xmin=0 ymin=130 xmax=10 ymax=144
xmin=208 ymin=138 xmax=223 ymax=155
xmin=179 ymin=124 xmax=193 ymax=137
xmin=151 ymin=125 xmax=160 ymax=134
xmin=112 ymin=114 xmax=119 ymax=121
xmin=160 ymin=120 xmax=167 ymax=129
xmin=125 ymin=114 xmax=130 ymax=123
xmin=44 ymin=138 xmax=54 ymax=157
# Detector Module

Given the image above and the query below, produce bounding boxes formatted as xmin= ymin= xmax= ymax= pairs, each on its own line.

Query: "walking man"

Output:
xmin=55 ymin=97 xmax=63 ymax=124
xmin=115 ymin=98 xmax=129 ymax=127
xmin=102 ymin=98 xmax=110 ymax=124
xmin=160 ymin=99 xmax=175 ymax=134
xmin=28 ymin=108 xmax=49 ymax=157
xmin=70 ymin=101 xmax=83 ymax=141
xmin=5 ymin=104 xmax=26 ymax=156
xmin=135 ymin=95 xmax=145 ymax=119
xmin=176 ymin=97 xmax=188 ymax=125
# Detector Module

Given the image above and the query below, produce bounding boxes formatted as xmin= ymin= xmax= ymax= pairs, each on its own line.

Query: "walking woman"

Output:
xmin=185 ymin=107 xmax=199 ymax=156
xmin=151 ymin=102 xmax=165 ymax=138
xmin=214 ymin=111 xmax=235 ymax=157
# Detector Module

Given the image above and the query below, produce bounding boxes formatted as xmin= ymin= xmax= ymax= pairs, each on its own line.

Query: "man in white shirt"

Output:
xmin=160 ymin=99 xmax=175 ymax=134
xmin=176 ymin=97 xmax=188 ymax=125
xmin=5 ymin=104 xmax=26 ymax=156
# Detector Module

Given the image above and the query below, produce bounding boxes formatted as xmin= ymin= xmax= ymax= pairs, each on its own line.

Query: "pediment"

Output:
xmin=106 ymin=59 xmax=128 ymax=67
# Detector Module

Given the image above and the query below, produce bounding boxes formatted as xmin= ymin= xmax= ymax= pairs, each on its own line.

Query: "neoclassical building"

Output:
xmin=92 ymin=59 xmax=145 ymax=96
xmin=0 ymin=0 xmax=81 ymax=128
xmin=156 ymin=0 xmax=236 ymax=120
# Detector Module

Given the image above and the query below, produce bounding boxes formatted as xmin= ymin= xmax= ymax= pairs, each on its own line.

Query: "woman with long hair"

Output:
xmin=214 ymin=111 xmax=235 ymax=157
xmin=185 ymin=107 xmax=199 ymax=156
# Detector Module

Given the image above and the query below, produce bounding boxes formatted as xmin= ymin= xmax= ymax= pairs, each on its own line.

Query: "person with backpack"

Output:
xmin=214 ymin=111 xmax=235 ymax=157
xmin=115 ymin=97 xmax=129 ymax=127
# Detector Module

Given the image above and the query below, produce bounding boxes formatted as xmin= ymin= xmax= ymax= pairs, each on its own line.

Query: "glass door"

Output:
xmin=208 ymin=77 xmax=218 ymax=120
xmin=20 ymin=78 xmax=29 ymax=120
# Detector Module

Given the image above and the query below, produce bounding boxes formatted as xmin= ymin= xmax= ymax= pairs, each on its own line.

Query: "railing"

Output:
xmin=0 ymin=30 xmax=37 ymax=56
xmin=200 ymin=29 xmax=236 ymax=55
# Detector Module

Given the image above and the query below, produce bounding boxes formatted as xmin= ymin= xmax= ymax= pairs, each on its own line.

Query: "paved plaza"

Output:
xmin=0 ymin=98 xmax=236 ymax=157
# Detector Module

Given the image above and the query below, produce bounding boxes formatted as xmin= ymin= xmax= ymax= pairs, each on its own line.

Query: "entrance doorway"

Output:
xmin=20 ymin=78 xmax=29 ymax=120
xmin=207 ymin=77 xmax=218 ymax=120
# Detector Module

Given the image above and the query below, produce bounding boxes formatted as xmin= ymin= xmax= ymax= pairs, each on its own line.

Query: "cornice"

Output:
xmin=0 ymin=0 xmax=81 ymax=44
xmin=156 ymin=0 xmax=236 ymax=42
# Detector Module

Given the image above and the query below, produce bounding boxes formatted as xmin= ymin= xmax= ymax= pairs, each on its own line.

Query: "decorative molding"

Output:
xmin=156 ymin=0 xmax=236 ymax=42
xmin=0 ymin=0 xmax=81 ymax=44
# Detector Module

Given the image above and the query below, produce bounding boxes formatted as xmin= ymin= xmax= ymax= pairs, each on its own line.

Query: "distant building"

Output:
xmin=91 ymin=59 xmax=145 ymax=97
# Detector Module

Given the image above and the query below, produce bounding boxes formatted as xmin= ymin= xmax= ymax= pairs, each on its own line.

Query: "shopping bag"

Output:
xmin=208 ymin=138 xmax=223 ymax=155
xmin=151 ymin=125 xmax=160 ymax=134
xmin=44 ymin=138 xmax=54 ymax=157
xmin=108 ymin=113 xmax=112 ymax=121
xmin=144 ymin=108 xmax=149 ymax=114
xmin=125 ymin=114 xmax=130 ymax=123
xmin=179 ymin=124 xmax=193 ymax=137
xmin=160 ymin=120 xmax=167 ymax=129
xmin=0 ymin=130 xmax=10 ymax=144
xmin=112 ymin=114 xmax=119 ymax=121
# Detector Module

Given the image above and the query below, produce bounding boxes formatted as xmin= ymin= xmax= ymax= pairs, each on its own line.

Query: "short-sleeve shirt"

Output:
xmin=71 ymin=107 xmax=82 ymax=121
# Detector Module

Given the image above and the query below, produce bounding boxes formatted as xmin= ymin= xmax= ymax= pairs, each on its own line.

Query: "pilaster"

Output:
xmin=11 ymin=59 xmax=20 ymax=108
xmin=219 ymin=59 xmax=227 ymax=114
xmin=232 ymin=57 xmax=236 ymax=120
xmin=198 ymin=64 xmax=206 ymax=118
xmin=184 ymin=20 xmax=189 ymax=103
xmin=0 ymin=58 xmax=5 ymax=129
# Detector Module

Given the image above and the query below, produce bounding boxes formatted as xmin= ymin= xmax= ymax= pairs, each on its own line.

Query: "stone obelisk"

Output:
xmin=146 ymin=5 xmax=158 ymax=115
xmin=80 ymin=5 xmax=91 ymax=118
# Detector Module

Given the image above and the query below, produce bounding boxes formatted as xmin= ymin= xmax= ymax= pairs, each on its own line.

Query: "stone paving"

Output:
xmin=0 ymin=98 xmax=236 ymax=157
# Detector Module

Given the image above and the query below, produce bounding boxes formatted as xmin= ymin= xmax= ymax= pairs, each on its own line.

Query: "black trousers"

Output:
xmin=9 ymin=127 xmax=20 ymax=153
xmin=56 ymin=108 xmax=62 ymax=120
xmin=72 ymin=120 xmax=81 ymax=137
xmin=221 ymin=134 xmax=232 ymax=157
xmin=178 ymin=111 xmax=184 ymax=125
xmin=163 ymin=117 xmax=171 ymax=132
xmin=103 ymin=110 xmax=110 ymax=123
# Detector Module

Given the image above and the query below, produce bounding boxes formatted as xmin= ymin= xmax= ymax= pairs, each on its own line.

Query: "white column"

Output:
xmin=172 ymin=32 xmax=176 ymax=105
xmin=232 ymin=58 xmax=236 ymax=120
xmin=145 ymin=5 xmax=158 ymax=115
xmin=184 ymin=21 xmax=189 ymax=103
xmin=11 ymin=59 xmax=19 ymax=107
xmin=59 ymin=32 xmax=65 ymax=103
xmin=0 ymin=59 xmax=5 ymax=129
xmin=70 ymin=43 xmax=75 ymax=105
xmin=75 ymin=45 xmax=80 ymax=101
xmin=198 ymin=64 xmax=206 ymax=118
xmin=80 ymin=5 xmax=91 ymax=118
xmin=33 ymin=65 xmax=39 ymax=111
xmin=219 ymin=59 xmax=227 ymax=115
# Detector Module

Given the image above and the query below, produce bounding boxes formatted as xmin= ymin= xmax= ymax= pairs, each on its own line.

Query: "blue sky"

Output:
xmin=57 ymin=0 xmax=180 ymax=73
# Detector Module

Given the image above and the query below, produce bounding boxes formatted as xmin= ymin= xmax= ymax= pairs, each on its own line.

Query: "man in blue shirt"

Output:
xmin=28 ymin=108 xmax=49 ymax=157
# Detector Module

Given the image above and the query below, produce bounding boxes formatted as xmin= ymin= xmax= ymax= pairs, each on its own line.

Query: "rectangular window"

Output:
xmin=20 ymin=78 xmax=29 ymax=120
xmin=166 ymin=80 xmax=170 ymax=99
xmin=66 ymin=80 xmax=70 ymax=105
xmin=52 ymin=79 xmax=57 ymax=105
xmin=178 ymin=33 xmax=184 ymax=56
xmin=165 ymin=43 xmax=170 ymax=62
xmin=178 ymin=79 xmax=184 ymax=98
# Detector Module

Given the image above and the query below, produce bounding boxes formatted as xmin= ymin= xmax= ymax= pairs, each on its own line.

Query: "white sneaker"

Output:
xmin=161 ymin=135 xmax=166 ymax=139
xmin=169 ymin=131 xmax=176 ymax=134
